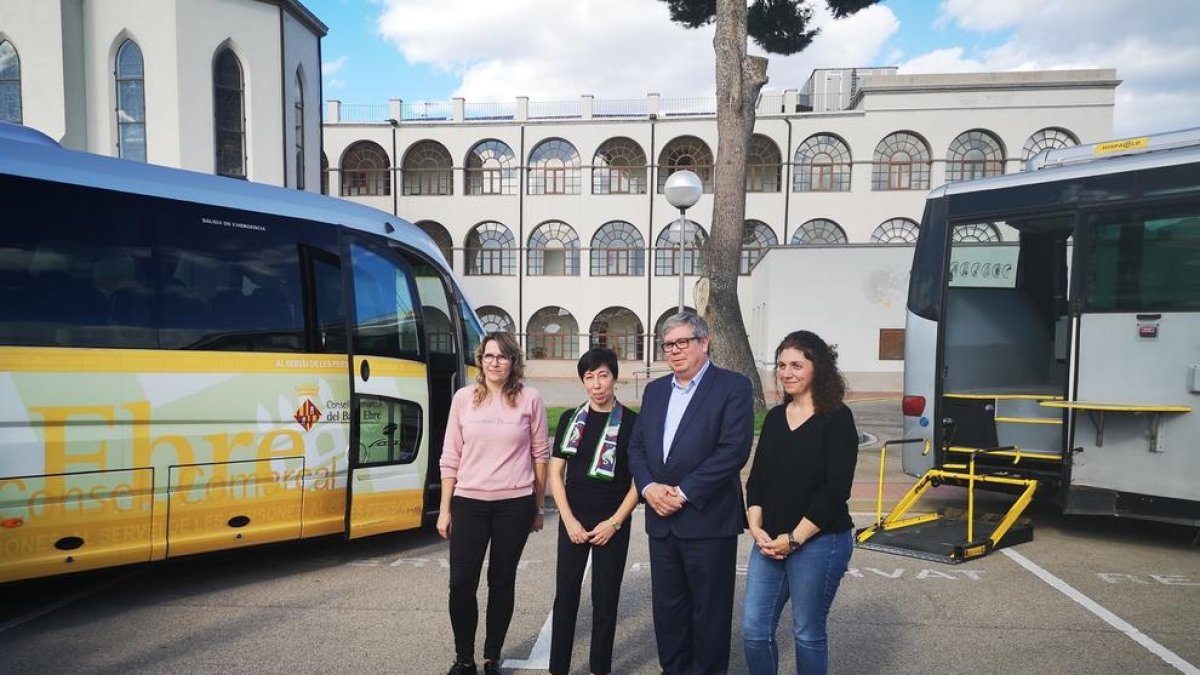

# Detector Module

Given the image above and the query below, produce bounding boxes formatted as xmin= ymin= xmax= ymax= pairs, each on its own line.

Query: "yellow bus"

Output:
xmin=0 ymin=123 xmax=484 ymax=583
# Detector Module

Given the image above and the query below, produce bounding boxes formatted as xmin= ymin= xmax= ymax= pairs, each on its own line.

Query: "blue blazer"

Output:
xmin=628 ymin=363 xmax=754 ymax=539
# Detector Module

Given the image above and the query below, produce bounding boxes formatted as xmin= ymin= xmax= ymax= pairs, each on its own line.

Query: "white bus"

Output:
xmin=0 ymin=123 xmax=485 ymax=583
xmin=860 ymin=129 xmax=1200 ymax=561
xmin=894 ymin=128 xmax=1200 ymax=540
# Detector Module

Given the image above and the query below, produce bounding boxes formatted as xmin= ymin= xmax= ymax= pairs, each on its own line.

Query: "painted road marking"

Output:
xmin=503 ymin=550 xmax=592 ymax=670
xmin=1003 ymin=548 xmax=1199 ymax=675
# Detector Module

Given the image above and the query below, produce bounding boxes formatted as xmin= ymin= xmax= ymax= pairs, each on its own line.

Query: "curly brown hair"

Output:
xmin=775 ymin=330 xmax=847 ymax=414
xmin=473 ymin=332 xmax=525 ymax=407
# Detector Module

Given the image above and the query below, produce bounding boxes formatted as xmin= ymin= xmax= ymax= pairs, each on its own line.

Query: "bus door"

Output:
xmin=343 ymin=234 xmax=429 ymax=539
xmin=400 ymin=253 xmax=462 ymax=520
xmin=1069 ymin=203 xmax=1200 ymax=511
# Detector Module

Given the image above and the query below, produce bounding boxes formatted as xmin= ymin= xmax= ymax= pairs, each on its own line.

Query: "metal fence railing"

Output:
xmin=337 ymin=103 xmax=390 ymax=123
xmin=660 ymin=96 xmax=717 ymax=117
xmin=402 ymin=101 xmax=451 ymax=121
xmin=593 ymin=98 xmax=648 ymax=118
xmin=464 ymin=101 xmax=516 ymax=120
xmin=529 ymin=100 xmax=582 ymax=119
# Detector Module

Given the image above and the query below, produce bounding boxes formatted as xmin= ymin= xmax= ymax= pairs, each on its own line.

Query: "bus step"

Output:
xmin=855 ymin=510 xmax=1033 ymax=564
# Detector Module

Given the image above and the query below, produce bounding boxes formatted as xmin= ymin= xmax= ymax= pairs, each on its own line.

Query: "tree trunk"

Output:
xmin=706 ymin=0 xmax=769 ymax=409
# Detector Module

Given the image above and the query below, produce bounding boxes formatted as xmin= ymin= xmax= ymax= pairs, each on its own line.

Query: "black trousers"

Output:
xmin=549 ymin=509 xmax=632 ymax=675
xmin=448 ymin=494 xmax=535 ymax=663
xmin=648 ymin=533 xmax=738 ymax=675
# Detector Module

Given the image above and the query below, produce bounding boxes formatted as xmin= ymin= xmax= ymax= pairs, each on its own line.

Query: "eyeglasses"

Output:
xmin=659 ymin=336 xmax=700 ymax=353
xmin=481 ymin=353 xmax=512 ymax=364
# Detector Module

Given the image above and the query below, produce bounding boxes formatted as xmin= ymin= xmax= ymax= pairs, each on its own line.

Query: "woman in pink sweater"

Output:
xmin=438 ymin=331 xmax=549 ymax=675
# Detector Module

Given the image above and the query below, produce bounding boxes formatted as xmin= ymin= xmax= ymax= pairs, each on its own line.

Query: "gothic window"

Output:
xmin=476 ymin=305 xmax=515 ymax=334
xmin=0 ymin=40 xmax=21 ymax=123
xmin=213 ymin=48 xmax=245 ymax=178
xmin=116 ymin=40 xmax=146 ymax=162
xmin=294 ymin=70 xmax=305 ymax=189
xmin=320 ymin=152 xmax=329 ymax=195
xmin=589 ymin=307 xmax=644 ymax=361
xmin=527 ymin=306 xmax=579 ymax=360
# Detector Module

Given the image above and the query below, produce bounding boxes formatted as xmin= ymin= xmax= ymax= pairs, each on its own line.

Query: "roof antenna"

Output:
xmin=385 ymin=221 xmax=395 ymax=234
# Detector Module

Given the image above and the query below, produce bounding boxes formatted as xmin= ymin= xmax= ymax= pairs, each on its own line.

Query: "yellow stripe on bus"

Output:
xmin=0 ymin=347 xmax=426 ymax=377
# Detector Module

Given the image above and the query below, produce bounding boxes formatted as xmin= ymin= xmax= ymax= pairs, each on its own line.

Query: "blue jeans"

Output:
xmin=741 ymin=529 xmax=853 ymax=675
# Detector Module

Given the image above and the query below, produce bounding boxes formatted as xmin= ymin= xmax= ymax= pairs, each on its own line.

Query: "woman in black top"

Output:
xmin=741 ymin=331 xmax=858 ymax=675
xmin=549 ymin=348 xmax=639 ymax=675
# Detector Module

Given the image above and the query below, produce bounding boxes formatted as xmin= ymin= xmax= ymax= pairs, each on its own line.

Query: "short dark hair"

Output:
xmin=577 ymin=347 xmax=619 ymax=380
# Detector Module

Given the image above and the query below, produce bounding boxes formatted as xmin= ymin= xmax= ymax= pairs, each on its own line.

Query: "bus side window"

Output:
xmin=157 ymin=206 xmax=304 ymax=352
xmin=350 ymin=244 xmax=422 ymax=361
xmin=1086 ymin=207 xmax=1200 ymax=312
xmin=458 ymin=295 xmax=484 ymax=367
xmin=310 ymin=254 xmax=347 ymax=353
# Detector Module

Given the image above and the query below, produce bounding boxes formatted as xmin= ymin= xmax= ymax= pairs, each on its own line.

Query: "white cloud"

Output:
xmin=908 ymin=0 xmax=1200 ymax=134
xmin=322 ymin=55 xmax=348 ymax=75
xmin=374 ymin=0 xmax=898 ymax=101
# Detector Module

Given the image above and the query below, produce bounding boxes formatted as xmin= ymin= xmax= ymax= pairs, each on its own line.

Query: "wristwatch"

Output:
xmin=536 ymin=507 xmax=546 ymax=515
xmin=610 ymin=519 xmax=621 ymax=531
xmin=787 ymin=531 xmax=800 ymax=551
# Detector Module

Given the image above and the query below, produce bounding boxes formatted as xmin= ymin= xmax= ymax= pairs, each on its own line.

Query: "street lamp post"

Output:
xmin=663 ymin=170 xmax=703 ymax=313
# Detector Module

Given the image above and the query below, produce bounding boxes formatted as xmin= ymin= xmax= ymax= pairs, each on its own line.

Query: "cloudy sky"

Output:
xmin=312 ymin=0 xmax=1199 ymax=136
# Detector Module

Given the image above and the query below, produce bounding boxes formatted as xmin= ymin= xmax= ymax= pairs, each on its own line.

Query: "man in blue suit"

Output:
xmin=628 ymin=311 xmax=754 ymax=675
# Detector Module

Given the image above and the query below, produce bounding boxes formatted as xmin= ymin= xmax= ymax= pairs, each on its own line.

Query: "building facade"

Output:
xmin=0 ymin=0 xmax=325 ymax=189
xmin=322 ymin=69 xmax=1119 ymax=379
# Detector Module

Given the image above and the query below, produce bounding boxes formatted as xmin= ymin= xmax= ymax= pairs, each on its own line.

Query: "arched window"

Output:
xmin=591 ymin=221 xmax=645 ymax=276
xmin=590 ymin=307 xmax=644 ymax=361
xmin=658 ymin=136 xmax=714 ymax=193
xmin=340 ymin=141 xmax=391 ymax=196
xmin=528 ymin=221 xmax=581 ymax=276
xmin=0 ymin=40 xmax=22 ymax=124
xmin=741 ymin=220 xmax=778 ymax=274
xmin=593 ymin=137 xmax=647 ymax=194
xmin=655 ymin=220 xmax=708 ymax=276
xmin=465 ymin=221 xmax=516 ymax=276
xmin=402 ymin=140 xmax=453 ymax=195
xmin=793 ymin=134 xmax=851 ymax=192
xmin=747 ymin=134 xmax=782 ymax=192
xmin=871 ymin=218 xmax=920 ymax=243
xmin=529 ymin=138 xmax=581 ymax=195
xmin=946 ymin=130 xmax=1005 ymax=183
xmin=416 ymin=220 xmax=454 ymax=266
xmin=320 ymin=151 xmax=329 ymax=195
xmin=790 ymin=219 xmax=847 ymax=245
xmin=116 ymin=40 xmax=146 ymax=162
xmin=527 ymin=306 xmax=579 ymax=360
xmin=653 ymin=306 xmax=695 ymax=361
xmin=1022 ymin=127 xmax=1079 ymax=162
xmin=466 ymin=140 xmax=517 ymax=195
xmin=952 ymin=223 xmax=1002 ymax=243
xmin=872 ymin=132 xmax=931 ymax=191
xmin=213 ymin=48 xmax=245 ymax=178
xmin=476 ymin=305 xmax=515 ymax=334
xmin=294 ymin=69 xmax=305 ymax=189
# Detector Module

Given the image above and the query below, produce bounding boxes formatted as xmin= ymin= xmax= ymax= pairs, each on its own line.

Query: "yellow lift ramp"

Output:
xmin=855 ymin=438 xmax=1053 ymax=563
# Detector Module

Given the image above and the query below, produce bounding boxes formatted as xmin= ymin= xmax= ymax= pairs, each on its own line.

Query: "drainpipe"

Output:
xmin=645 ymin=112 xmax=657 ymax=370
xmin=518 ymin=123 xmax=526 ymax=352
xmin=783 ymin=117 xmax=793 ymax=243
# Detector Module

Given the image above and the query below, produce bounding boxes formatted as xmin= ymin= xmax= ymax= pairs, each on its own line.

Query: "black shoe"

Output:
xmin=482 ymin=661 xmax=502 ymax=675
xmin=447 ymin=661 xmax=476 ymax=675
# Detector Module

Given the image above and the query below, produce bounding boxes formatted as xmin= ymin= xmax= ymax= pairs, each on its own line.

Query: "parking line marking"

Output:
xmin=504 ymin=551 xmax=591 ymax=670
xmin=1002 ymin=548 xmax=1199 ymax=675
xmin=0 ymin=568 xmax=142 ymax=636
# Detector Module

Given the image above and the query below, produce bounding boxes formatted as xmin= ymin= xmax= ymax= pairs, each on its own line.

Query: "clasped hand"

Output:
xmin=752 ymin=527 xmax=793 ymax=560
xmin=645 ymin=483 xmax=685 ymax=517
xmin=564 ymin=518 xmax=617 ymax=546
